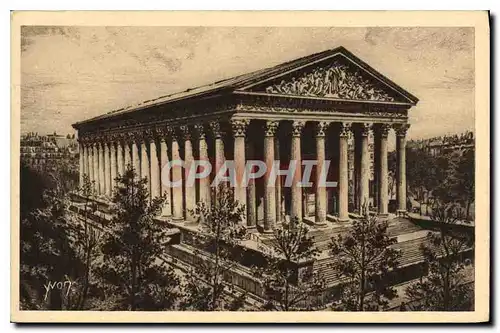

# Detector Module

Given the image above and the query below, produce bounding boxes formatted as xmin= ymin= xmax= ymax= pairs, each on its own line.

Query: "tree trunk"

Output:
xmin=78 ymin=200 xmax=91 ymax=309
xmin=285 ymin=278 xmax=289 ymax=311
xmin=131 ymin=249 xmax=137 ymax=311
xmin=443 ymin=270 xmax=450 ymax=311
xmin=48 ymin=270 xmax=63 ymax=310
xmin=359 ymin=233 xmax=366 ymax=311
xmin=212 ymin=223 xmax=221 ymax=310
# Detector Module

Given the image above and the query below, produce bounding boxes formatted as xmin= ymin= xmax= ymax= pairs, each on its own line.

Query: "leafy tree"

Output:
xmin=20 ymin=176 xmax=82 ymax=310
xmin=405 ymin=202 xmax=474 ymax=310
xmin=447 ymin=149 xmax=475 ymax=219
xmin=329 ymin=206 xmax=401 ymax=311
xmin=71 ymin=174 xmax=101 ymax=309
xmin=96 ymin=166 xmax=180 ymax=310
xmin=254 ymin=217 xmax=325 ymax=311
xmin=180 ymin=185 xmax=247 ymax=311
xmin=406 ymin=148 xmax=435 ymax=214
xmin=19 ymin=166 xmax=84 ymax=310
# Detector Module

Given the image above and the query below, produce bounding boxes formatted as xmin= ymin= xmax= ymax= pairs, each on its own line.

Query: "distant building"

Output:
xmin=20 ymin=131 xmax=78 ymax=171
xmin=407 ymin=131 xmax=474 ymax=156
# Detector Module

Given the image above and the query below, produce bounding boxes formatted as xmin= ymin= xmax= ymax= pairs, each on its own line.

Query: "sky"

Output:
xmin=20 ymin=26 xmax=475 ymax=140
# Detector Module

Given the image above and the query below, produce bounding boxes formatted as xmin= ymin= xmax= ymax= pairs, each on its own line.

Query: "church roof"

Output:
xmin=73 ymin=46 xmax=418 ymax=127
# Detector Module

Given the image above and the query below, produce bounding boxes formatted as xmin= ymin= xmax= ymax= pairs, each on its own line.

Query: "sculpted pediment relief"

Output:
xmin=249 ymin=58 xmax=403 ymax=103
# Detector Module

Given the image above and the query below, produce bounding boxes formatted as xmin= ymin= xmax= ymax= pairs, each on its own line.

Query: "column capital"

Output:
xmin=291 ymin=120 xmax=305 ymax=137
xmin=230 ymin=119 xmax=250 ymax=137
xmin=210 ymin=120 xmax=224 ymax=138
xmin=107 ymin=133 xmax=121 ymax=146
xmin=359 ymin=122 xmax=373 ymax=137
xmin=157 ymin=126 xmax=173 ymax=142
xmin=119 ymin=132 xmax=130 ymax=145
xmin=179 ymin=125 xmax=193 ymax=140
xmin=315 ymin=121 xmax=329 ymax=137
xmin=123 ymin=131 xmax=141 ymax=144
xmin=89 ymin=134 xmax=102 ymax=145
xmin=264 ymin=120 xmax=279 ymax=137
xmin=80 ymin=137 xmax=91 ymax=147
xmin=339 ymin=122 xmax=352 ymax=138
xmin=377 ymin=123 xmax=392 ymax=138
xmin=193 ymin=124 xmax=207 ymax=139
xmin=143 ymin=129 xmax=158 ymax=143
xmin=394 ymin=123 xmax=410 ymax=137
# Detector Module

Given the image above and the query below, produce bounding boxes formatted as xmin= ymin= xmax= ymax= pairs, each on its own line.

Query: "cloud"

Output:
xmin=21 ymin=26 xmax=80 ymax=51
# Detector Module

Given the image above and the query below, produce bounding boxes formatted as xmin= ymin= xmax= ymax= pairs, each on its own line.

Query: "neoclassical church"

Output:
xmin=73 ymin=46 xmax=418 ymax=232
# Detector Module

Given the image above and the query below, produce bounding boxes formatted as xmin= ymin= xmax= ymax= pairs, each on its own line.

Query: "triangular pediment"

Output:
xmin=237 ymin=49 xmax=417 ymax=104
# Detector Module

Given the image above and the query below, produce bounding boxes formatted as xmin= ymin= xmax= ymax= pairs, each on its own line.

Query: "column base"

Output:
xmin=377 ymin=213 xmax=389 ymax=218
xmin=314 ymin=219 xmax=328 ymax=228
xmin=245 ymin=225 xmax=258 ymax=233
xmin=262 ymin=228 xmax=274 ymax=234
xmin=396 ymin=210 xmax=408 ymax=218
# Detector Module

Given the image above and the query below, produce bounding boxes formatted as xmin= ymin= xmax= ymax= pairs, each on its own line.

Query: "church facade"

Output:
xmin=72 ymin=46 xmax=418 ymax=232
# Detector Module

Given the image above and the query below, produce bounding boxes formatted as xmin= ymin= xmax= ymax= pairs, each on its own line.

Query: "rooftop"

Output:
xmin=73 ymin=46 xmax=419 ymax=128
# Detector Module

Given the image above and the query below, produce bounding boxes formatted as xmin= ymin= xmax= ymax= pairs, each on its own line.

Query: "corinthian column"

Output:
xmin=360 ymin=123 xmax=372 ymax=215
xmin=395 ymin=124 xmax=410 ymax=212
xmin=338 ymin=122 xmax=351 ymax=222
xmin=149 ymin=132 xmax=161 ymax=201
xmin=231 ymin=119 xmax=249 ymax=215
xmin=195 ymin=124 xmax=211 ymax=207
xmin=82 ymin=143 xmax=88 ymax=180
xmin=98 ymin=142 xmax=106 ymax=196
xmin=124 ymin=139 xmax=132 ymax=171
xmin=377 ymin=124 xmax=391 ymax=216
xmin=140 ymin=134 xmax=151 ymax=200
xmin=92 ymin=142 xmax=99 ymax=194
xmin=315 ymin=122 xmax=329 ymax=226
xmin=246 ymin=140 xmax=257 ymax=229
xmin=79 ymin=141 xmax=84 ymax=187
xmin=291 ymin=120 xmax=305 ymax=221
xmin=131 ymin=135 xmax=141 ymax=178
xmin=171 ymin=130 xmax=183 ymax=220
xmin=263 ymin=121 xmax=278 ymax=233
xmin=88 ymin=143 xmax=94 ymax=187
xmin=81 ymin=143 xmax=87 ymax=179
xmin=275 ymin=136 xmax=282 ymax=224
xmin=110 ymin=141 xmax=117 ymax=194
xmin=210 ymin=121 xmax=225 ymax=200
xmin=159 ymin=129 xmax=172 ymax=216
xmin=104 ymin=142 xmax=111 ymax=197
xmin=181 ymin=125 xmax=195 ymax=220
xmin=116 ymin=138 xmax=124 ymax=177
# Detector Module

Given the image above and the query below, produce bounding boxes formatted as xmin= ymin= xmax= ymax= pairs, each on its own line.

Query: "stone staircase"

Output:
xmin=314 ymin=235 xmax=431 ymax=286
xmin=387 ymin=217 xmax=424 ymax=236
